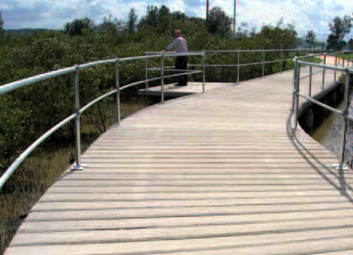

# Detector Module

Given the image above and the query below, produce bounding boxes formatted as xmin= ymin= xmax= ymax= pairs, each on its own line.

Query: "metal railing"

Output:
xmin=292 ymin=50 xmax=353 ymax=175
xmin=147 ymin=48 xmax=327 ymax=84
xmin=0 ymin=48 xmax=351 ymax=189
xmin=0 ymin=52 xmax=204 ymax=189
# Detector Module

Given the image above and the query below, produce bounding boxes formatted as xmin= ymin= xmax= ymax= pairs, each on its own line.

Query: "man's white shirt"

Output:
xmin=166 ymin=37 xmax=188 ymax=53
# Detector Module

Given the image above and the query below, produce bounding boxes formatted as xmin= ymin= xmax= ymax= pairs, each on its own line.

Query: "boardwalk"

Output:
xmin=5 ymin=68 xmax=353 ymax=254
xmin=137 ymin=82 xmax=232 ymax=97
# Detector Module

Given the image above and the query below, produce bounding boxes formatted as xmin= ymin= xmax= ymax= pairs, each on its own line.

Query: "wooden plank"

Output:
xmin=6 ymin=231 xmax=353 ymax=255
xmin=31 ymin=196 xmax=351 ymax=211
xmin=18 ymin=211 xmax=353 ymax=233
xmin=38 ymin=190 xmax=353 ymax=202
xmin=11 ymin=218 xmax=353 ymax=246
xmin=137 ymin=82 xmax=234 ymax=97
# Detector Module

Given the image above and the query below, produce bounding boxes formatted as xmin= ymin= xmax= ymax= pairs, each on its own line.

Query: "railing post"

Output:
xmin=338 ymin=70 xmax=350 ymax=194
xmin=145 ymin=52 xmax=148 ymax=88
xmin=160 ymin=54 xmax=165 ymax=104
xmin=237 ymin=49 xmax=240 ymax=83
xmin=342 ymin=50 xmax=345 ymax=74
xmin=280 ymin=49 xmax=283 ymax=72
xmin=202 ymin=52 xmax=206 ymax=93
xmin=72 ymin=65 xmax=84 ymax=171
xmin=322 ymin=53 xmax=326 ymax=90
xmin=309 ymin=55 xmax=313 ymax=97
xmin=334 ymin=53 xmax=337 ymax=81
xmin=294 ymin=59 xmax=301 ymax=130
xmin=342 ymin=50 xmax=345 ymax=66
xmin=262 ymin=49 xmax=265 ymax=78
xmin=115 ymin=58 xmax=120 ymax=125
xmin=348 ymin=51 xmax=350 ymax=67
xmin=291 ymin=58 xmax=298 ymax=111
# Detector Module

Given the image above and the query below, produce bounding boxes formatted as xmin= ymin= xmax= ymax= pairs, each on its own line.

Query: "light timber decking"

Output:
xmin=137 ymin=82 xmax=234 ymax=97
xmin=5 ymin=68 xmax=353 ymax=255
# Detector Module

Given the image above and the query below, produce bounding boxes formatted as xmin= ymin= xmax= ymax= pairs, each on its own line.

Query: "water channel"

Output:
xmin=310 ymin=92 xmax=353 ymax=169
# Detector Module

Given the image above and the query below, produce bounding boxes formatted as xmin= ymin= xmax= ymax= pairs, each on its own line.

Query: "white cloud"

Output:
xmin=2 ymin=0 xmax=353 ymax=40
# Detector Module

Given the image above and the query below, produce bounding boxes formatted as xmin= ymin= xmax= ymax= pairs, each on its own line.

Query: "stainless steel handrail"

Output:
xmin=0 ymin=67 xmax=76 ymax=96
xmin=147 ymin=48 xmax=320 ymax=54
xmin=146 ymin=48 xmax=326 ymax=84
xmin=0 ymin=113 xmax=77 ymax=188
xmin=292 ymin=50 xmax=353 ymax=176
xmin=0 ymin=52 xmax=204 ymax=189
xmin=1 ymin=49 xmax=351 ymax=189
xmin=300 ymin=70 xmax=324 ymax=80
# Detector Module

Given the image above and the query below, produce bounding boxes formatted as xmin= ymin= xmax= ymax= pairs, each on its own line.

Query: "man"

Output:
xmin=165 ymin=30 xmax=188 ymax=86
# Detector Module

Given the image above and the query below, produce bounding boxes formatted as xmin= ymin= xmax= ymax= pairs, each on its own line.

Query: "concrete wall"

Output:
xmin=298 ymin=81 xmax=344 ymax=130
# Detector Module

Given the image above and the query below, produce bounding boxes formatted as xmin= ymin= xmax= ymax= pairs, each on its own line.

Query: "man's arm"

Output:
xmin=166 ymin=39 xmax=177 ymax=51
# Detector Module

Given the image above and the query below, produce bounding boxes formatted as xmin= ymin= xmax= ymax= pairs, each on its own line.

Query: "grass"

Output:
xmin=341 ymin=54 xmax=353 ymax=60
xmin=337 ymin=54 xmax=353 ymax=63
xmin=0 ymin=96 xmax=153 ymax=254
xmin=313 ymin=57 xmax=322 ymax=63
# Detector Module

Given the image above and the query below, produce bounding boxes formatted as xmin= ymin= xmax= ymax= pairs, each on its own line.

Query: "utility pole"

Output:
xmin=206 ymin=0 xmax=209 ymax=21
xmin=234 ymin=0 xmax=236 ymax=37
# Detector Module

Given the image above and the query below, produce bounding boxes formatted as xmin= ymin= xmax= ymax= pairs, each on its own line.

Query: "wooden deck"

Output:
xmin=5 ymin=68 xmax=353 ymax=254
xmin=137 ymin=82 xmax=234 ymax=97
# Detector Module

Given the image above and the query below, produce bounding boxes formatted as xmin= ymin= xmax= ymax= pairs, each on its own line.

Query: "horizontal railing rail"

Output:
xmin=0 ymin=52 xmax=204 ymax=189
xmin=292 ymin=50 xmax=353 ymax=176
xmin=1 ymin=48 xmax=352 ymax=190
xmin=146 ymin=48 xmax=329 ymax=85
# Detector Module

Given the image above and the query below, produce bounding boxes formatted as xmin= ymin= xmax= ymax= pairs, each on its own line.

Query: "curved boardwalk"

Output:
xmin=5 ymin=69 xmax=353 ymax=254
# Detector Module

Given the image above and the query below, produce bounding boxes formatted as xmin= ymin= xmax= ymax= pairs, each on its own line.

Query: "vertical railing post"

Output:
xmin=291 ymin=58 xmax=298 ymax=111
xmin=237 ymin=49 xmax=240 ymax=83
xmin=309 ymin=55 xmax=313 ymax=97
xmin=160 ymin=54 xmax=165 ymax=104
xmin=202 ymin=52 xmax=206 ymax=93
xmin=348 ymin=51 xmax=350 ymax=67
xmin=72 ymin=65 xmax=84 ymax=171
xmin=322 ymin=53 xmax=326 ymax=90
xmin=338 ymin=70 xmax=350 ymax=194
xmin=294 ymin=59 xmax=301 ymax=130
xmin=342 ymin=50 xmax=345 ymax=75
xmin=342 ymin=50 xmax=345 ymax=67
xmin=280 ymin=49 xmax=283 ymax=72
xmin=334 ymin=53 xmax=337 ymax=81
xmin=115 ymin=58 xmax=120 ymax=125
xmin=145 ymin=52 xmax=148 ymax=88
xmin=262 ymin=49 xmax=265 ymax=78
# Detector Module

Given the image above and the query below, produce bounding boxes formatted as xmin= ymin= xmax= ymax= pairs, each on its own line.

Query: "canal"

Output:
xmin=309 ymin=92 xmax=353 ymax=169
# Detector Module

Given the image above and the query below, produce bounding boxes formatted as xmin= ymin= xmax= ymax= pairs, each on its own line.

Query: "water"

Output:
xmin=311 ymin=93 xmax=353 ymax=169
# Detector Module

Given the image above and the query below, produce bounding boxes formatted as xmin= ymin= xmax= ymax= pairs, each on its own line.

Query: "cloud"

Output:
xmin=1 ymin=0 xmax=353 ymax=40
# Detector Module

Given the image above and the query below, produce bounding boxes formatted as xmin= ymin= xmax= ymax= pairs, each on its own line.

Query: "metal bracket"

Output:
xmin=332 ymin=164 xmax=349 ymax=171
xmin=71 ymin=164 xmax=88 ymax=171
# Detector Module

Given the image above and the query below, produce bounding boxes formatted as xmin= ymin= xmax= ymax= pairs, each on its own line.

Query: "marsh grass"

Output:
xmin=0 ymin=95 xmax=151 ymax=254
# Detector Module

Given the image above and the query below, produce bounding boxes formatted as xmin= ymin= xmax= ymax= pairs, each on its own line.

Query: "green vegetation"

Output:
xmin=348 ymin=39 xmax=353 ymax=50
xmin=0 ymin=4 xmax=303 ymax=253
xmin=306 ymin=30 xmax=316 ymax=48
xmin=326 ymin=15 xmax=352 ymax=51
xmin=340 ymin=54 xmax=353 ymax=60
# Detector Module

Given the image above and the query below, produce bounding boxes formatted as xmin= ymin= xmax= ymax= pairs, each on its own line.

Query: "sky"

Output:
xmin=1 ymin=0 xmax=353 ymax=41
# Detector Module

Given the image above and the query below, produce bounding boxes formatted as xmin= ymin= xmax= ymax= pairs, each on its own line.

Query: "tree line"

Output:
xmin=305 ymin=14 xmax=353 ymax=51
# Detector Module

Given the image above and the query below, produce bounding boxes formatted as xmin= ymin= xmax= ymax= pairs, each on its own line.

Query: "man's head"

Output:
xmin=174 ymin=30 xmax=182 ymax=38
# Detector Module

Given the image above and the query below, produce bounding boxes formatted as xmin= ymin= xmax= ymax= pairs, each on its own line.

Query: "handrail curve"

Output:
xmin=1 ymin=48 xmax=352 ymax=189
xmin=292 ymin=50 xmax=353 ymax=172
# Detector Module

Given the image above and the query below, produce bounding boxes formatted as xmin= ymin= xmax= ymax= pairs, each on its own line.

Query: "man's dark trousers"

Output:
xmin=175 ymin=56 xmax=188 ymax=86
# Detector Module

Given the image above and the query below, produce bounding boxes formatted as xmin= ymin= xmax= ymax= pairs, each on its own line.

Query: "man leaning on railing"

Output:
xmin=164 ymin=30 xmax=189 ymax=86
